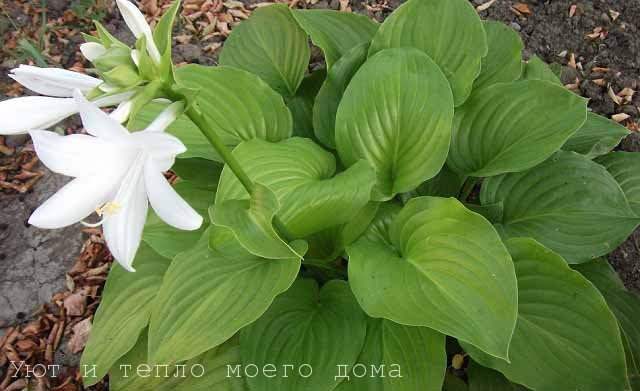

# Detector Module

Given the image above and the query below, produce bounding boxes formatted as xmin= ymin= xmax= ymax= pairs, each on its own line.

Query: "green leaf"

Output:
xmin=443 ymin=372 xmax=469 ymax=391
xmin=210 ymin=183 xmax=307 ymax=259
xmin=175 ymin=64 xmax=293 ymax=144
xmin=171 ymin=158 xmax=222 ymax=192
xmin=448 ymin=80 xmax=587 ymax=177
xmin=563 ymin=113 xmax=630 ymax=158
xmin=481 ymin=151 xmax=639 ymax=263
xmin=347 ymin=196 xmax=517 ymax=360
xmin=336 ymin=318 xmax=447 ymax=391
xmin=216 ymin=138 xmax=376 ymax=238
xmin=292 ymin=10 xmax=378 ymax=69
xmin=219 ymin=4 xmax=310 ymax=96
xmin=472 ymin=21 xmax=523 ymax=91
xmin=368 ymin=0 xmax=487 ymax=106
xmin=142 ymin=181 xmax=213 ymax=259
xmin=360 ymin=201 xmax=401 ymax=244
xmin=462 ymin=238 xmax=628 ymax=391
xmin=596 ymin=151 xmax=640 ymax=213
xmin=94 ymin=20 xmax=127 ymax=49
xmin=80 ymin=244 xmax=171 ymax=386
xmin=521 ymin=55 xmax=561 ymax=84
xmin=287 ymin=69 xmax=326 ymax=138
xmin=313 ymin=42 xmax=368 ymax=149
xmin=240 ymin=279 xmax=367 ymax=391
xmin=574 ymin=259 xmax=640 ymax=384
xmin=110 ymin=330 xmax=246 ymax=391
xmin=148 ymin=229 xmax=300 ymax=365
xmin=336 ymin=47 xmax=454 ymax=200
xmin=467 ymin=362 xmax=528 ymax=391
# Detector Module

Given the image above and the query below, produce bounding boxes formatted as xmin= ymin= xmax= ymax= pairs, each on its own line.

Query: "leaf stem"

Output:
xmin=459 ymin=176 xmax=479 ymax=202
xmin=185 ymin=106 xmax=295 ymax=242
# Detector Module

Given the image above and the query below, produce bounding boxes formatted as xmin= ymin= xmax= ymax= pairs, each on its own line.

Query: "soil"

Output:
xmin=0 ymin=0 xmax=639 ymax=387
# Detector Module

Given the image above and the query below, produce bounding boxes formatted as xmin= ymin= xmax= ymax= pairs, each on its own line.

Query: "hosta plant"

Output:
xmin=2 ymin=0 xmax=640 ymax=390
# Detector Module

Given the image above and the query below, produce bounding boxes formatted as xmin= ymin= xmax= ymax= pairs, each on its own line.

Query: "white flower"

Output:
xmin=9 ymin=65 xmax=102 ymax=97
xmin=28 ymin=90 xmax=202 ymax=271
xmin=79 ymin=42 xmax=108 ymax=62
xmin=116 ymin=0 xmax=162 ymax=64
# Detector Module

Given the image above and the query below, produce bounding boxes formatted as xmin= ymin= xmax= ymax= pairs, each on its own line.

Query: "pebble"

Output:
xmin=510 ymin=22 xmax=522 ymax=31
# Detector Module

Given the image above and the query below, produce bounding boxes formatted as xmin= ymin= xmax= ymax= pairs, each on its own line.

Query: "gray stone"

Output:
xmin=0 ymin=168 xmax=84 ymax=325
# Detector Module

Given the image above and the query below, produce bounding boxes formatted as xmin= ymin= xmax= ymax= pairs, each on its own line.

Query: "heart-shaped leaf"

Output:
xmin=313 ymin=42 xmax=369 ymax=149
xmin=81 ymin=244 xmax=171 ymax=386
xmin=216 ymin=138 xmax=376 ymax=238
xmin=336 ymin=318 xmax=447 ymax=391
xmin=148 ymin=230 xmax=301 ymax=365
xmin=472 ymin=21 xmax=523 ymax=91
xmin=448 ymin=80 xmax=587 ymax=177
xmin=240 ymin=279 xmax=367 ymax=391
xmin=369 ymin=0 xmax=487 ymax=105
xmin=219 ymin=4 xmax=309 ymax=96
xmin=347 ymin=196 xmax=517 ymax=359
xmin=292 ymin=10 xmax=378 ymax=69
xmin=111 ymin=330 xmax=246 ymax=391
xmin=574 ymin=259 xmax=640 ymax=384
xmin=335 ymin=47 xmax=454 ymax=200
xmin=462 ymin=238 xmax=627 ymax=391
xmin=170 ymin=158 xmax=222 ymax=192
xmin=563 ymin=113 xmax=630 ymax=158
xmin=596 ymin=151 xmax=640 ymax=212
xmin=481 ymin=151 xmax=640 ymax=263
xmin=143 ymin=181 xmax=213 ymax=259
xmin=210 ymin=183 xmax=307 ymax=259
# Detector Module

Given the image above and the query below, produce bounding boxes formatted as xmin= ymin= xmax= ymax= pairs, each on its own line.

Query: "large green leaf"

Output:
xmin=401 ymin=164 xmax=465 ymax=202
xmin=287 ymin=69 xmax=325 ymax=138
xmin=596 ymin=151 xmax=640 ymax=213
xmin=216 ymin=138 xmax=376 ymax=238
xmin=472 ymin=21 xmax=523 ymax=91
xmin=448 ymin=80 xmax=587 ymax=177
xmin=520 ymin=55 xmax=561 ymax=84
xmin=347 ymin=196 xmax=517 ymax=359
xmin=368 ymin=0 xmax=486 ymax=105
xmin=111 ymin=330 xmax=246 ymax=391
xmin=148 ymin=230 xmax=300 ymax=365
xmin=467 ymin=363 xmax=528 ymax=391
xmin=574 ymin=259 xmax=640 ymax=385
xmin=335 ymin=47 xmax=453 ymax=200
xmin=210 ymin=183 xmax=307 ymax=259
xmin=336 ymin=318 xmax=446 ymax=391
xmin=313 ymin=42 xmax=368 ymax=149
xmin=481 ymin=151 xmax=639 ymax=263
xmin=170 ymin=157 xmax=222 ymax=192
xmin=240 ymin=279 xmax=367 ymax=391
xmin=219 ymin=4 xmax=309 ymax=96
xmin=292 ymin=10 xmax=378 ymax=69
xmin=81 ymin=244 xmax=170 ymax=386
xmin=564 ymin=113 xmax=630 ymax=158
xmin=143 ymin=181 xmax=213 ymax=259
xmin=462 ymin=238 xmax=627 ymax=391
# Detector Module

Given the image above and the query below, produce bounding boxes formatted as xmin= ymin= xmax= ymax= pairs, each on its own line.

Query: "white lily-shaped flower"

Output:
xmin=28 ymin=90 xmax=202 ymax=271
xmin=81 ymin=0 xmax=162 ymax=65
xmin=0 ymin=65 xmax=134 ymax=135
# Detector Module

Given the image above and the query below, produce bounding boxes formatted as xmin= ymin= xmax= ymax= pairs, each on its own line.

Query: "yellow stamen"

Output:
xmin=96 ymin=201 xmax=122 ymax=216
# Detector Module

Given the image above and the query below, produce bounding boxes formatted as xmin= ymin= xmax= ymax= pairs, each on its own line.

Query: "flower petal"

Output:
xmin=93 ymin=90 xmax=136 ymax=107
xmin=103 ymin=154 xmax=148 ymax=271
xmin=109 ymin=100 xmax=133 ymax=123
xmin=0 ymin=97 xmax=78 ymax=135
xmin=131 ymin=131 xmax=186 ymax=159
xmin=115 ymin=0 xmax=161 ymax=64
xmin=144 ymin=160 xmax=203 ymax=230
xmin=80 ymin=42 xmax=107 ymax=62
xmin=28 ymin=175 xmax=117 ymax=229
xmin=10 ymin=65 xmax=101 ymax=97
xmin=74 ymin=90 xmax=131 ymax=141
xmin=143 ymin=101 xmax=184 ymax=133
xmin=29 ymin=130 xmax=137 ymax=178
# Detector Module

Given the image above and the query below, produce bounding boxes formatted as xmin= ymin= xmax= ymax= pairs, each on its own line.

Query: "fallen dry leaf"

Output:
xmin=569 ymin=4 xmax=577 ymax=17
xmin=63 ymin=291 xmax=87 ymax=317
xmin=612 ymin=113 xmax=631 ymax=123
xmin=476 ymin=0 xmax=497 ymax=12
xmin=609 ymin=9 xmax=620 ymax=21
xmin=513 ymin=3 xmax=531 ymax=15
xmin=67 ymin=318 xmax=92 ymax=354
